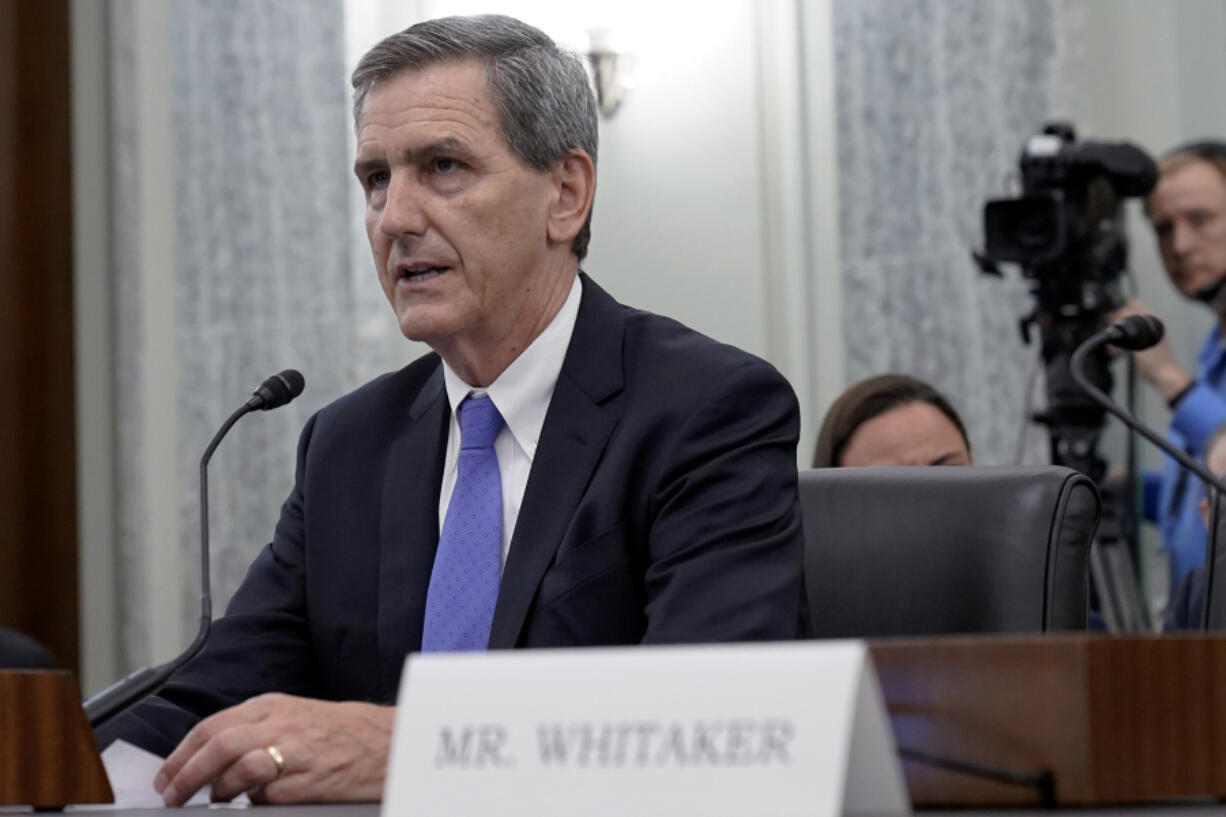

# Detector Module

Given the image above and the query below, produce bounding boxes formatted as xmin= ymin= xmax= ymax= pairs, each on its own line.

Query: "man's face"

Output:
xmin=1147 ymin=159 xmax=1226 ymax=298
xmin=354 ymin=59 xmax=561 ymax=357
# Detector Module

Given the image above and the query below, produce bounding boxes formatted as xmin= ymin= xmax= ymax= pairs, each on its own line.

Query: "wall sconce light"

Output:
xmin=585 ymin=28 xmax=632 ymax=118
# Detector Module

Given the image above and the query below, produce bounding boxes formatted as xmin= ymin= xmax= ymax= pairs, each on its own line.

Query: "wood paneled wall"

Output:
xmin=0 ymin=0 xmax=79 ymax=675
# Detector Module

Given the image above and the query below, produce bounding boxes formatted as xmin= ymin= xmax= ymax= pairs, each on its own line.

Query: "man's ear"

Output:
xmin=547 ymin=150 xmax=596 ymax=247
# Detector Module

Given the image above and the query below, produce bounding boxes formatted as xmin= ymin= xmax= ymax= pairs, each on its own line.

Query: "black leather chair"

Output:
xmin=801 ymin=465 xmax=1100 ymax=638
xmin=0 ymin=626 xmax=55 ymax=669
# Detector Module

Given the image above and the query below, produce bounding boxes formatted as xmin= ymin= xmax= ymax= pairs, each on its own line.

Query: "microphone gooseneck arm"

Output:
xmin=84 ymin=404 xmax=249 ymax=728
xmin=1070 ymin=321 xmax=1226 ymax=632
xmin=1070 ymin=329 xmax=1226 ymax=498
xmin=84 ymin=370 xmax=305 ymax=728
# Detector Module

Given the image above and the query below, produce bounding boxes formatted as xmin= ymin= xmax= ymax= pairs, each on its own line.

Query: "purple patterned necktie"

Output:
xmin=421 ymin=394 xmax=505 ymax=652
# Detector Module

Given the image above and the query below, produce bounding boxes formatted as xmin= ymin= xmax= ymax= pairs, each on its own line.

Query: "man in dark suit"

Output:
xmin=99 ymin=14 xmax=802 ymax=805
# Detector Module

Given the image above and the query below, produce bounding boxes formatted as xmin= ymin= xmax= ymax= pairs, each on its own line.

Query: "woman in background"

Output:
xmin=812 ymin=373 xmax=972 ymax=468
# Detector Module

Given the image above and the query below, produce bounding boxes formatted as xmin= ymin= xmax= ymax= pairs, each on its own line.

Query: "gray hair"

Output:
xmin=352 ymin=15 xmax=598 ymax=260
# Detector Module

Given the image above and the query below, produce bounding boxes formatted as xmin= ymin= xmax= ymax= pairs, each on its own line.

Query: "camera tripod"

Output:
xmin=1038 ymin=348 xmax=1150 ymax=633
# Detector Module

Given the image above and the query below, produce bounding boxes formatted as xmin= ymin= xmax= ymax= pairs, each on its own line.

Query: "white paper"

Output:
xmin=89 ymin=740 xmax=249 ymax=809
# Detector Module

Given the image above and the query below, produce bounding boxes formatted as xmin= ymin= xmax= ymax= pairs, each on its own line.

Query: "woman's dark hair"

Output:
xmin=812 ymin=374 xmax=971 ymax=467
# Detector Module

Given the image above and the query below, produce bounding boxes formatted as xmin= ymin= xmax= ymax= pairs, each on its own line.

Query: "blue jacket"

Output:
xmin=1145 ymin=326 xmax=1226 ymax=592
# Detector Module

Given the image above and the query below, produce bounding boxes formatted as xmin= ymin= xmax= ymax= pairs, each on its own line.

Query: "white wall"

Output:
xmin=1074 ymin=0 xmax=1226 ymax=444
xmin=72 ymin=0 xmax=118 ymax=696
xmin=73 ymin=0 xmax=182 ymax=694
xmin=1075 ymin=0 xmax=1226 ymax=450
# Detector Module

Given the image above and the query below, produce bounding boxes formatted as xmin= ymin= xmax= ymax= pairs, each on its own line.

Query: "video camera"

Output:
xmin=977 ymin=122 xmax=1157 ymax=480
xmin=983 ymin=122 xmax=1156 ymax=272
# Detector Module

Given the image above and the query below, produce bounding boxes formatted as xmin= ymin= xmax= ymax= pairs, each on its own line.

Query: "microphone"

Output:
xmin=84 ymin=369 xmax=306 ymax=727
xmin=1104 ymin=314 xmax=1165 ymax=351
xmin=246 ymin=369 xmax=306 ymax=411
xmin=1070 ymin=320 xmax=1226 ymax=631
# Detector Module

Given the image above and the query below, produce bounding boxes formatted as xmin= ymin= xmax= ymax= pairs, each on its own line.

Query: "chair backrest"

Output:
xmin=801 ymin=465 xmax=1100 ymax=638
xmin=0 ymin=626 xmax=55 ymax=669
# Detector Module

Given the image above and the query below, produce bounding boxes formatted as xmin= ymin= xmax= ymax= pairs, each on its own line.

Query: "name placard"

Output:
xmin=383 ymin=642 xmax=907 ymax=817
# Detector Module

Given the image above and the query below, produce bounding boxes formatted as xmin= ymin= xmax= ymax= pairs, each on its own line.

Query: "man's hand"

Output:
xmin=153 ymin=693 xmax=395 ymax=806
xmin=1110 ymin=299 xmax=1193 ymax=402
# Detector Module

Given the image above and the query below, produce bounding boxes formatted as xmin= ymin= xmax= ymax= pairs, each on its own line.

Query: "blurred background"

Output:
xmin=2 ymin=0 xmax=1224 ymax=694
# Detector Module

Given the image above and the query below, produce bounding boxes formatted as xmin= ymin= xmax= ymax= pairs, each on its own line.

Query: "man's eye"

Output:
xmin=366 ymin=170 xmax=390 ymax=189
xmin=433 ymin=158 xmax=460 ymax=173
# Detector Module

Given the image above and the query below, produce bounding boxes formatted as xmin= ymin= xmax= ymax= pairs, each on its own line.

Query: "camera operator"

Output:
xmin=1113 ymin=141 xmax=1226 ymax=593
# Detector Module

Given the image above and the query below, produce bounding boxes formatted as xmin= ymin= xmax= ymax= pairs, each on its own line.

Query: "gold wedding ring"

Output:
xmin=265 ymin=745 xmax=286 ymax=780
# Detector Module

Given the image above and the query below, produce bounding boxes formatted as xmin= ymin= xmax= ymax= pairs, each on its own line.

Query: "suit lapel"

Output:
xmin=488 ymin=275 xmax=625 ymax=648
xmin=377 ymin=365 xmax=448 ymax=698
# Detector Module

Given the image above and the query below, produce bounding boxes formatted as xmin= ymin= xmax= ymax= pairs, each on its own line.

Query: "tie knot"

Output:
xmin=458 ymin=395 xmax=504 ymax=449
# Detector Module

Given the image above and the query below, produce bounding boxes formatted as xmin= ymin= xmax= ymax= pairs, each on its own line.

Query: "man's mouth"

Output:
xmin=397 ymin=264 xmax=449 ymax=283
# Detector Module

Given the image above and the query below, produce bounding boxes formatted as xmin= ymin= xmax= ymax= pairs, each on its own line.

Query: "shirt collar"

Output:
xmin=441 ymin=274 xmax=583 ymax=457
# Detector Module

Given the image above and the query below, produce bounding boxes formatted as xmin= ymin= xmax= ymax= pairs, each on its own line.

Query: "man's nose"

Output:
xmin=379 ymin=175 xmax=427 ymax=238
xmin=1172 ymin=220 xmax=1198 ymax=255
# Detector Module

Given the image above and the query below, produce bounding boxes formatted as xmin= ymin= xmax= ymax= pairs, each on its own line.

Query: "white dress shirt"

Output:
xmin=438 ymin=274 xmax=583 ymax=562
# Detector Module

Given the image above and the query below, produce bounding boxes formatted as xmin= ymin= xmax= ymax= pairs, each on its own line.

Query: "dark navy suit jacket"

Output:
xmin=98 ymin=275 xmax=803 ymax=756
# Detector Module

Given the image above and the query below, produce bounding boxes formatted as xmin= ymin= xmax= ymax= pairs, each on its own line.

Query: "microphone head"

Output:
xmin=276 ymin=369 xmax=306 ymax=401
xmin=251 ymin=369 xmax=306 ymax=410
xmin=1107 ymin=314 xmax=1165 ymax=350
